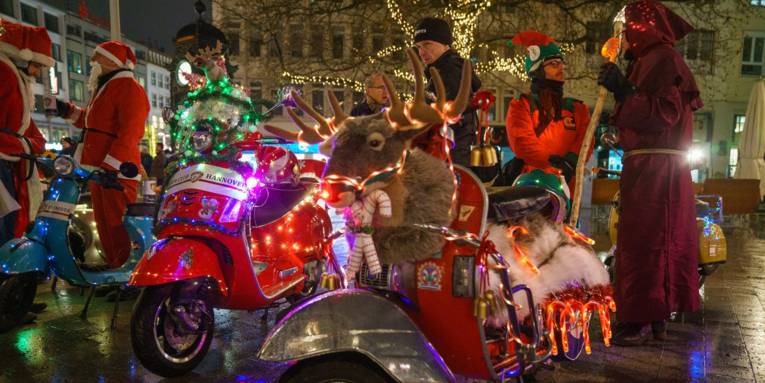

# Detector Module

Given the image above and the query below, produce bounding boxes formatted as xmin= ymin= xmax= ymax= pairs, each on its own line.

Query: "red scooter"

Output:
xmin=128 ymin=137 xmax=338 ymax=377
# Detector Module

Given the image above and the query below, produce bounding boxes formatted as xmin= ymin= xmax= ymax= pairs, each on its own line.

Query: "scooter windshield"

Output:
xmin=157 ymin=163 xmax=249 ymax=234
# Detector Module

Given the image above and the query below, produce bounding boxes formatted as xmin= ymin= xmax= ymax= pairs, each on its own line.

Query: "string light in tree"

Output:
xmin=281 ymin=72 xmax=365 ymax=92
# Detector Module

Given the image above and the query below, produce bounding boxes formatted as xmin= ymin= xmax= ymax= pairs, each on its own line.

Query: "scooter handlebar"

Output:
xmin=90 ymin=171 xmax=124 ymax=191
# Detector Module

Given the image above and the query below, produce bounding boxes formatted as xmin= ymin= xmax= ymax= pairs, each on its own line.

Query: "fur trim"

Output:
xmin=18 ymin=48 xmax=33 ymax=61
xmin=483 ymin=216 xmax=609 ymax=325
xmin=0 ymin=41 xmax=20 ymax=59
xmin=30 ymin=51 xmax=54 ymax=67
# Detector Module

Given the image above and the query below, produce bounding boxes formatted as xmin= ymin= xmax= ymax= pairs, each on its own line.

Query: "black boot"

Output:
xmin=29 ymin=303 xmax=47 ymax=313
xmin=651 ymin=320 xmax=667 ymax=341
xmin=612 ymin=322 xmax=650 ymax=346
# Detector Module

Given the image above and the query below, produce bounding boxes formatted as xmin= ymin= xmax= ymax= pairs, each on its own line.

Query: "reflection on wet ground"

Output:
xmin=0 ymin=221 xmax=764 ymax=382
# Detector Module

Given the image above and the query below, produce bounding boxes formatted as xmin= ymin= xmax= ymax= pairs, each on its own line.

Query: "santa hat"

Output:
xmin=94 ymin=40 xmax=136 ymax=69
xmin=0 ymin=18 xmax=25 ymax=59
xmin=22 ymin=25 xmax=54 ymax=67
xmin=507 ymin=31 xmax=563 ymax=75
xmin=0 ymin=19 xmax=54 ymax=67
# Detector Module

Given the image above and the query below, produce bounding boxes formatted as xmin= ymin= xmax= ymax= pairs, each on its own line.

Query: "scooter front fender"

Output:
xmin=259 ymin=289 xmax=455 ymax=383
xmin=128 ymin=238 xmax=228 ymax=295
xmin=0 ymin=237 xmax=48 ymax=275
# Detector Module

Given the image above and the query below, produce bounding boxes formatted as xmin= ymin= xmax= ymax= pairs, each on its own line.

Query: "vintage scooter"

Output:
xmin=599 ymin=133 xmax=727 ymax=286
xmin=257 ymin=166 xmax=560 ymax=383
xmin=128 ymin=135 xmax=338 ymax=377
xmin=0 ymin=155 xmax=153 ymax=332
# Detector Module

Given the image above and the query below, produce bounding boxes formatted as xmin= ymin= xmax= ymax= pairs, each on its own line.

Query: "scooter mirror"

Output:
xmin=600 ymin=132 xmax=619 ymax=148
xmin=120 ymin=162 xmax=139 ymax=179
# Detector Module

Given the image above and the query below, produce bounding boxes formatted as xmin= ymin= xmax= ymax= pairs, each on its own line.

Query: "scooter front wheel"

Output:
xmin=0 ymin=273 xmax=37 ymax=332
xmin=131 ymin=283 xmax=214 ymax=377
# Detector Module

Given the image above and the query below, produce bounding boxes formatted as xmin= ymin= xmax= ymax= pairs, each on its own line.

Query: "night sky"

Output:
xmin=42 ymin=0 xmax=212 ymax=53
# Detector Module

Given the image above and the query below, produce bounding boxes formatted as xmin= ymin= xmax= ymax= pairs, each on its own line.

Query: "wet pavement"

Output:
xmin=1 ymin=222 xmax=764 ymax=382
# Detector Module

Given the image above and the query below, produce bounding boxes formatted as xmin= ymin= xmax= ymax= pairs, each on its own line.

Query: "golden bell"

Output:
xmin=484 ymin=290 xmax=496 ymax=315
xmin=476 ymin=298 xmax=489 ymax=320
xmin=327 ymin=275 xmax=339 ymax=290
xmin=470 ymin=146 xmax=483 ymax=167
xmin=320 ymin=273 xmax=340 ymax=290
xmin=489 ymin=145 xmax=499 ymax=165
xmin=481 ymin=146 xmax=497 ymax=167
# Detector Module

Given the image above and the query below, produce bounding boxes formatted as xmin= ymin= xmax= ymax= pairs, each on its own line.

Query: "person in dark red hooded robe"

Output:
xmin=597 ymin=0 xmax=702 ymax=346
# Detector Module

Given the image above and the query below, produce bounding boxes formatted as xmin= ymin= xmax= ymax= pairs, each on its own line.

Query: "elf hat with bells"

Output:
xmin=507 ymin=30 xmax=563 ymax=75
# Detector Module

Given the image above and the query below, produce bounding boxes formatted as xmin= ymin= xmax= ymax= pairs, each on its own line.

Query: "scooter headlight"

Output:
xmin=53 ymin=156 xmax=75 ymax=175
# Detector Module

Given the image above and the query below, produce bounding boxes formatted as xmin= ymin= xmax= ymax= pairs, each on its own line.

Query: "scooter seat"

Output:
xmin=488 ymin=186 xmax=553 ymax=223
xmin=251 ymin=184 xmax=309 ymax=227
xmin=126 ymin=202 xmax=156 ymax=217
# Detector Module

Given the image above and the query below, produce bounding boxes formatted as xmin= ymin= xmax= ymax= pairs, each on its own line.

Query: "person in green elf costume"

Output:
xmin=504 ymin=31 xmax=592 ymax=192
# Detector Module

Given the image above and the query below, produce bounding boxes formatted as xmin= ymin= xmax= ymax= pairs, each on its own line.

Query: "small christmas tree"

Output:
xmin=168 ymin=43 xmax=268 ymax=168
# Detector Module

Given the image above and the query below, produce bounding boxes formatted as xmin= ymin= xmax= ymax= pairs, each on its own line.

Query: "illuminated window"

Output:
xmin=734 ymin=114 xmax=746 ymax=133
xmin=67 ymin=50 xmax=82 ymax=74
xmin=68 ymin=79 xmax=84 ymax=102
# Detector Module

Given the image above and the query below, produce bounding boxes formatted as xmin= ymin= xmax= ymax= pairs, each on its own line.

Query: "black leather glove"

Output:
xmin=598 ymin=63 xmax=635 ymax=103
xmin=55 ymin=99 xmax=71 ymax=118
xmin=549 ymin=153 xmax=577 ymax=183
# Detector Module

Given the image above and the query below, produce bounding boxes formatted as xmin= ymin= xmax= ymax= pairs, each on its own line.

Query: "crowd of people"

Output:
xmin=0 ymin=0 xmax=702 ymax=347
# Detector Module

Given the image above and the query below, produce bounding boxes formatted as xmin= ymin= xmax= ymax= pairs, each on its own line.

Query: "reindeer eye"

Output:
xmin=366 ymin=132 xmax=385 ymax=151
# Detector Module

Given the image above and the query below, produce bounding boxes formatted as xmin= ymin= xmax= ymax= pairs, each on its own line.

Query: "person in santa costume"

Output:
xmin=504 ymin=31 xmax=591 ymax=191
xmin=57 ymin=40 xmax=149 ymax=269
xmin=0 ymin=19 xmax=50 ymax=243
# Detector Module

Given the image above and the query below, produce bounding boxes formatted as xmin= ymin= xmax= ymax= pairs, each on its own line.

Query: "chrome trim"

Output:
xmin=258 ymin=289 xmax=454 ymax=382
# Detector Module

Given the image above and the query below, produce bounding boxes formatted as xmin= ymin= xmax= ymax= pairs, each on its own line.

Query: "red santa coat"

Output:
xmin=506 ymin=95 xmax=591 ymax=191
xmin=611 ymin=0 xmax=702 ymax=323
xmin=68 ymin=71 xmax=148 ymax=177
xmin=0 ymin=55 xmax=46 ymax=236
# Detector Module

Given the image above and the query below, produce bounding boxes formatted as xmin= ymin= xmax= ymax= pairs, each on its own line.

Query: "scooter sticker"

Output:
xmin=166 ymin=164 xmax=248 ymax=200
xmin=417 ymin=261 xmax=444 ymax=291
xmin=38 ymin=200 xmax=76 ymax=220
xmin=179 ymin=249 xmax=193 ymax=270
xmin=198 ymin=197 xmax=219 ymax=220
xmin=458 ymin=205 xmax=475 ymax=222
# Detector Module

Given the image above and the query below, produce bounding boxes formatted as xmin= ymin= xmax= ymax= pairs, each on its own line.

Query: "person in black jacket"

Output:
xmin=351 ymin=73 xmax=389 ymax=117
xmin=413 ymin=17 xmax=481 ymax=168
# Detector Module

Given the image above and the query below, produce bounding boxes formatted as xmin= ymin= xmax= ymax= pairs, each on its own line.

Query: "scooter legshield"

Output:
xmin=128 ymin=238 xmax=228 ymax=295
xmin=0 ymin=237 xmax=48 ymax=275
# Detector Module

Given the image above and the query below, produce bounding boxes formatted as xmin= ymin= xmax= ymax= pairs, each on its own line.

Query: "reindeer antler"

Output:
xmin=381 ymin=48 xmax=473 ymax=133
xmin=265 ymin=90 xmax=351 ymax=144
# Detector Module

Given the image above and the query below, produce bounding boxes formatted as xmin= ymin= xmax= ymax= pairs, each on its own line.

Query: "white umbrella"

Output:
xmin=735 ymin=79 xmax=765 ymax=197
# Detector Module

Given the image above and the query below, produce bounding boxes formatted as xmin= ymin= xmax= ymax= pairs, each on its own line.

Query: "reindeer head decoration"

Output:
xmin=266 ymin=49 xmax=472 ymax=209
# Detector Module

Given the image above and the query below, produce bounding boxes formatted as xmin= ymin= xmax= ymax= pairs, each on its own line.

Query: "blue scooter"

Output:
xmin=0 ymin=155 xmax=155 ymax=331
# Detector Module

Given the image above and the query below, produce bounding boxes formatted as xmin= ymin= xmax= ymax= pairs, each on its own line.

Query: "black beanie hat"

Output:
xmin=414 ymin=17 xmax=453 ymax=45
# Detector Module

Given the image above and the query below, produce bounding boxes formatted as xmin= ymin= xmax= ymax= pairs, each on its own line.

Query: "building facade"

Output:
xmin=0 ymin=0 xmax=173 ymax=151
xmin=212 ymin=0 xmax=765 ymax=181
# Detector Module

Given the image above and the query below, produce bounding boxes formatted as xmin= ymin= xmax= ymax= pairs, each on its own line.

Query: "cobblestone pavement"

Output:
xmin=0 ymin=225 xmax=762 ymax=382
